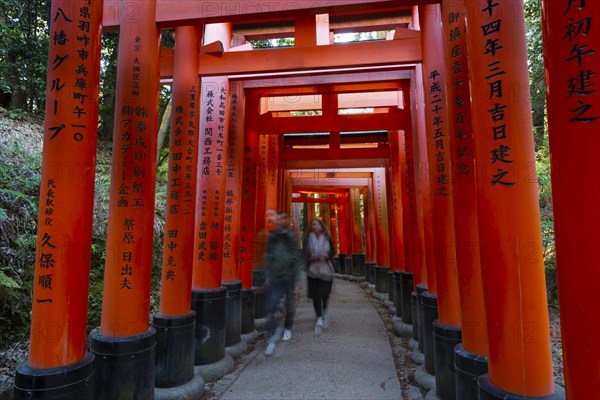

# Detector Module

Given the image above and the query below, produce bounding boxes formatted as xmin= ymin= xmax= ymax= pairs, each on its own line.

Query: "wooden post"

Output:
xmin=191 ymin=23 xmax=233 ymax=378
xmin=465 ymin=0 xmax=554 ymax=397
xmin=92 ymin=0 xmax=160 ymax=397
xmin=389 ymin=130 xmax=407 ymax=273
xmin=239 ymin=95 xmax=259 ymax=289
xmin=441 ymin=1 xmax=489 ymax=397
xmin=373 ymin=169 xmax=390 ymax=268
xmin=350 ymin=188 xmax=363 ymax=253
xmin=541 ymin=1 xmax=600 ymax=398
xmin=15 ymin=1 xmax=102 ymax=397
xmin=152 ymin=25 xmax=202 ymax=391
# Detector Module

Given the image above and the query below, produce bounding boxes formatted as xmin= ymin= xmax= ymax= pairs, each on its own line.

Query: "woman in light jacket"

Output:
xmin=303 ymin=219 xmax=335 ymax=334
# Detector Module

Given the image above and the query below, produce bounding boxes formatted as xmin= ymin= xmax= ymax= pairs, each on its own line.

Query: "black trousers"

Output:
xmin=307 ymin=277 xmax=333 ymax=318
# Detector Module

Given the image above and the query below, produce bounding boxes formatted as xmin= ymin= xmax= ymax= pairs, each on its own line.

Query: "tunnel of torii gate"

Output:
xmin=12 ymin=0 xmax=599 ymax=399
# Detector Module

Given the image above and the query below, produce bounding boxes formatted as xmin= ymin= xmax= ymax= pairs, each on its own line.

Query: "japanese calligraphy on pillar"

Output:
xmin=445 ymin=6 xmax=474 ymax=179
xmin=193 ymin=78 xmax=229 ymax=288
xmin=561 ymin=0 xmax=598 ymax=124
xmin=427 ymin=69 xmax=451 ymax=196
xmin=239 ymin=137 xmax=258 ymax=269
xmin=480 ymin=1 xmax=515 ymax=187
xmin=259 ymin=137 xmax=267 ymax=191
xmin=30 ymin=1 xmax=103 ymax=368
xmin=163 ymin=86 xmax=197 ymax=283
xmin=403 ymin=127 xmax=417 ymax=226
xmin=269 ymin=135 xmax=277 ymax=187
xmin=38 ymin=1 xmax=99 ymax=300
xmin=223 ymin=91 xmax=238 ymax=263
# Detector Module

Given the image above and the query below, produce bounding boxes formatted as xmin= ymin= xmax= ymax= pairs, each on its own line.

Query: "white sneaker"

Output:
xmin=315 ymin=317 xmax=323 ymax=335
xmin=265 ymin=342 xmax=276 ymax=356
xmin=282 ymin=329 xmax=292 ymax=341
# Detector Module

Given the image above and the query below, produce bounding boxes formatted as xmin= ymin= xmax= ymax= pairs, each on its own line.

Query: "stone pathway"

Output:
xmin=206 ymin=279 xmax=409 ymax=400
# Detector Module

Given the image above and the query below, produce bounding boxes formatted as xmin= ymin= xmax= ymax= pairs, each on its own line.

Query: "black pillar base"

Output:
xmin=478 ymin=374 xmax=560 ymax=400
xmin=455 ymin=344 xmax=488 ymax=400
xmin=351 ymin=253 xmax=366 ymax=278
xmin=366 ymin=262 xmax=376 ymax=284
xmin=14 ymin=352 xmax=95 ymax=400
xmin=392 ymin=271 xmax=402 ymax=317
xmin=387 ymin=271 xmax=395 ymax=302
xmin=223 ymin=281 xmax=242 ymax=347
xmin=252 ymin=269 xmax=266 ymax=319
xmin=416 ymin=284 xmax=427 ymax=352
xmin=344 ymin=258 xmax=352 ymax=275
xmin=411 ymin=292 xmax=418 ymax=341
xmin=400 ymin=272 xmax=414 ymax=324
xmin=332 ymin=256 xmax=339 ymax=273
xmin=91 ymin=328 xmax=156 ymax=399
xmin=241 ymin=288 xmax=255 ymax=335
xmin=191 ymin=287 xmax=227 ymax=366
xmin=433 ymin=320 xmax=462 ymax=400
xmin=152 ymin=312 xmax=195 ymax=388
xmin=337 ymin=254 xmax=346 ymax=275
xmin=375 ymin=266 xmax=390 ymax=293
xmin=422 ymin=291 xmax=438 ymax=375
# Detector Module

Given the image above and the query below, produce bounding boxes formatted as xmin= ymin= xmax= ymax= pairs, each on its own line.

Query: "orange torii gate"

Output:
xmin=14 ymin=0 xmax=596 ymax=399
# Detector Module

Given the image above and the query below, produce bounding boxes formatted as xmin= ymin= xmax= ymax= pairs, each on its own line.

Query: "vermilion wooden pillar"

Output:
xmin=292 ymin=201 xmax=302 ymax=242
xmin=343 ymin=191 xmax=354 ymax=257
xmin=307 ymin=194 xmax=316 ymax=223
xmin=349 ymin=188 xmax=365 ymax=277
xmin=320 ymin=196 xmax=330 ymax=227
xmin=420 ymin=3 xmax=461 ymax=328
xmin=414 ymin=65 xmax=437 ymax=295
xmin=541 ymin=1 xmax=600 ymax=399
xmin=373 ymin=169 xmax=391 ymax=293
xmin=441 ymin=1 xmax=489 ymax=398
xmin=254 ymin=135 xmax=269 ymax=240
xmin=390 ymin=128 xmax=415 ymax=324
xmin=401 ymin=82 xmax=422 ymax=282
xmin=349 ymin=188 xmax=363 ymax=253
xmin=329 ymin=200 xmax=338 ymax=253
xmin=92 ymin=0 xmax=161 ymax=397
xmin=239 ymin=95 xmax=259 ymax=288
xmin=152 ymin=25 xmax=202 ymax=392
xmin=420 ymin=4 xmax=464 ymax=383
xmin=389 ymin=130 xmax=406 ymax=273
xmin=336 ymin=193 xmax=349 ymax=257
xmin=15 ymin=1 xmax=102 ymax=397
xmin=157 ymin=25 xmax=200 ymax=315
xmin=465 ymin=1 xmax=554 ymax=397
xmin=366 ymin=179 xmax=378 ymax=264
xmin=362 ymin=188 xmax=372 ymax=262
xmin=265 ymin=134 xmax=279 ymax=214
xmin=223 ymin=81 xmax=244 ymax=284
xmin=385 ymin=167 xmax=398 ymax=273
xmin=191 ymin=22 xmax=235 ymax=379
xmin=218 ymin=61 xmax=248 ymax=360
xmin=226 ymin=81 xmax=256 ymax=343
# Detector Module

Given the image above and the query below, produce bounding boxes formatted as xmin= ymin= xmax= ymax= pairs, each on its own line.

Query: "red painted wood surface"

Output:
xmin=101 ymin=0 xmax=160 ymax=337
xmin=28 ymin=0 xmax=103 ymax=368
xmin=542 ymin=1 xmax=600 ymax=398
xmin=465 ymin=0 xmax=553 ymax=395
xmin=159 ymin=26 xmax=200 ymax=316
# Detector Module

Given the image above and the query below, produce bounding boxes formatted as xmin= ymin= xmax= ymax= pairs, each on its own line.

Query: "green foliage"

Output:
xmin=0 ymin=135 xmax=41 ymax=346
xmin=0 ymin=0 xmax=49 ymax=112
xmin=524 ymin=0 xmax=546 ymax=151
xmin=98 ymin=32 xmax=119 ymax=141
xmin=250 ymin=38 xmax=294 ymax=48
xmin=524 ymin=0 xmax=556 ymax=306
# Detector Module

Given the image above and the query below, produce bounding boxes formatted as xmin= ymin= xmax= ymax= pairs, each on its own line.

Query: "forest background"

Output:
xmin=0 ymin=0 xmax=559 ymax=384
